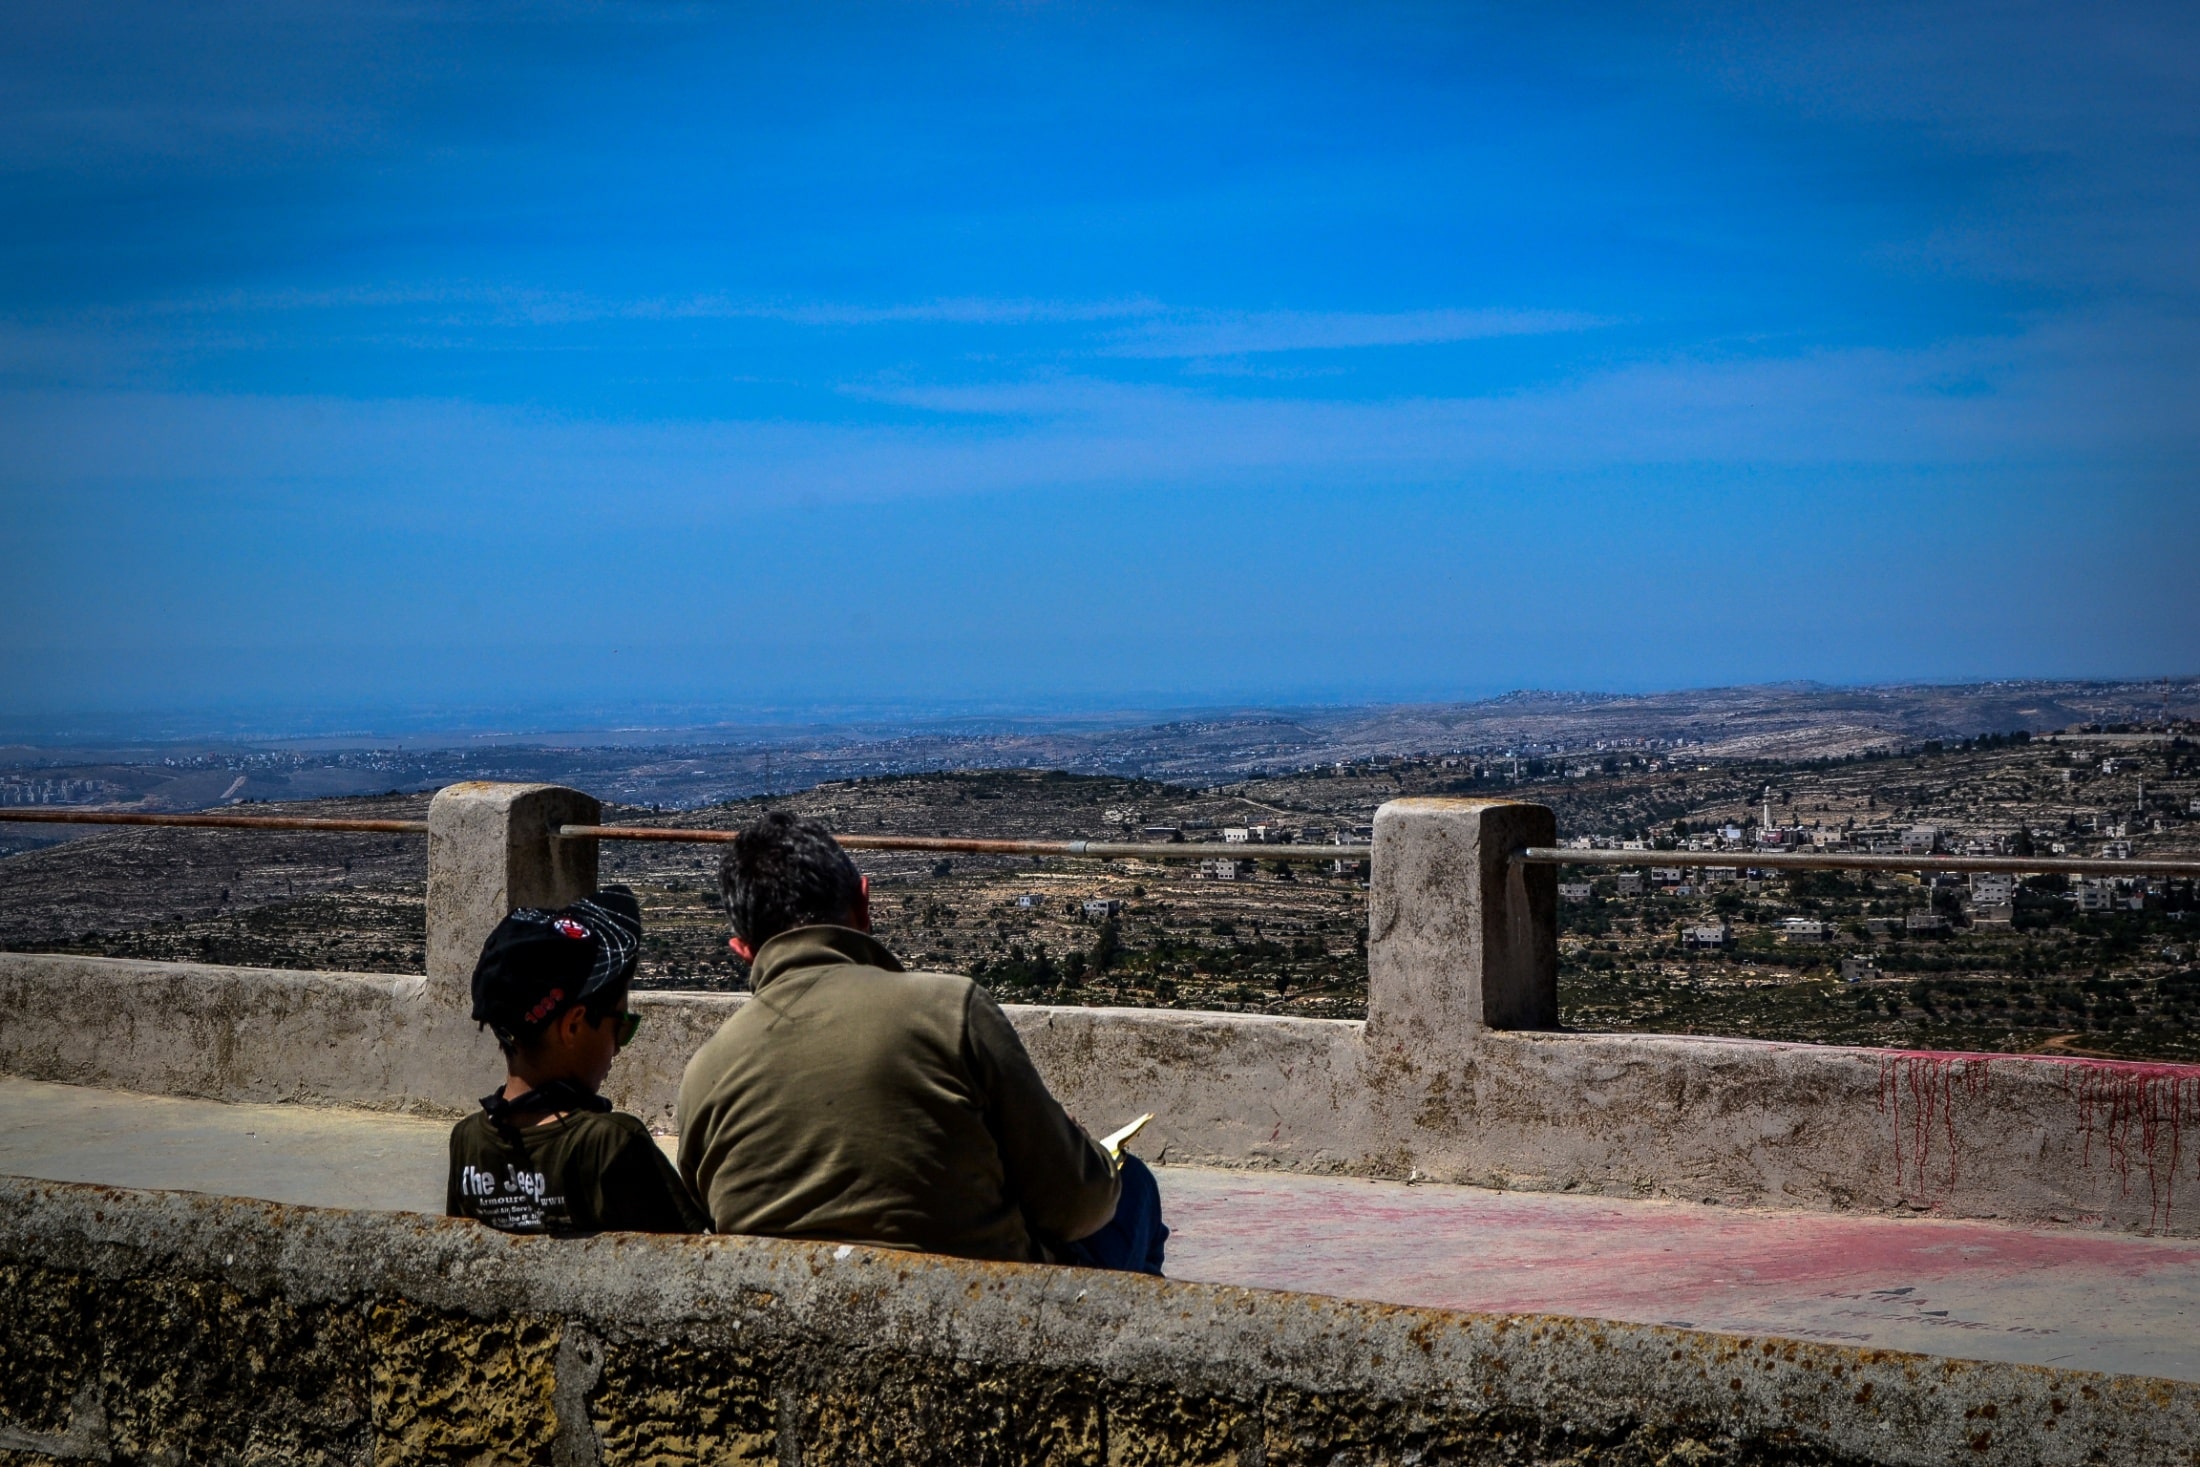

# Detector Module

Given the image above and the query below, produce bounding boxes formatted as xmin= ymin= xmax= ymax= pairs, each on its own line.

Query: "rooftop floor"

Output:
xmin=4 ymin=1075 xmax=2195 ymax=1384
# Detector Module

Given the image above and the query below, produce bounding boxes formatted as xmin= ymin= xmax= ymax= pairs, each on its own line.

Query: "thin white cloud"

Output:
xmin=657 ymin=296 xmax=1166 ymax=326
xmin=132 ymin=283 xmax=608 ymax=329
xmin=9 ymin=306 xmax=2188 ymax=522
xmin=134 ymin=287 xmax=1168 ymax=329
xmin=1101 ymin=307 xmax=1612 ymax=357
xmin=118 ymin=290 xmax=1607 ymax=355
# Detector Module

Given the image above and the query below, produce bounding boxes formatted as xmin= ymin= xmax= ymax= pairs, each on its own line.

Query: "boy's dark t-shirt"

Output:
xmin=447 ymin=1109 xmax=709 ymax=1236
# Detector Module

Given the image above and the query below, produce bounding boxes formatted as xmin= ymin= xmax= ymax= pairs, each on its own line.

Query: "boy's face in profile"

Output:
xmin=520 ymin=998 xmax=638 ymax=1093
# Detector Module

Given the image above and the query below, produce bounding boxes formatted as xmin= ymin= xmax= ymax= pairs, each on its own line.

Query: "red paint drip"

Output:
xmin=2061 ymin=1059 xmax=2200 ymax=1231
xmin=1877 ymin=1051 xmax=1992 ymax=1197
xmin=1873 ymin=1048 xmax=2200 ymax=1232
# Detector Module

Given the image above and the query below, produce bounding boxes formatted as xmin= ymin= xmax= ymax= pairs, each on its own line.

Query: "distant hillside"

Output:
xmin=2 ymin=676 xmax=2193 ymax=816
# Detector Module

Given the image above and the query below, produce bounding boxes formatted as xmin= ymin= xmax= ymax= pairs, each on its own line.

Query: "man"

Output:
xmin=677 ymin=811 xmax=1165 ymax=1271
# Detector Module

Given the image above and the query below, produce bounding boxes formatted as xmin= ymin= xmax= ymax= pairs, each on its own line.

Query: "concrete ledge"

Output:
xmin=7 ymin=952 xmax=2200 ymax=1238
xmin=1395 ymin=1029 xmax=2200 ymax=1232
xmin=985 ymin=1003 xmax=1370 ymax=1174
xmin=0 ymin=1175 xmax=2189 ymax=1467
xmin=0 ymin=952 xmax=487 ymax=1115
xmin=0 ymin=954 xmax=1373 ymax=1162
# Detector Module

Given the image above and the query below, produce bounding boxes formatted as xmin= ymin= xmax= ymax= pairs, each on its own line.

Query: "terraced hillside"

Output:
xmin=4 ymin=730 xmax=2196 ymax=1057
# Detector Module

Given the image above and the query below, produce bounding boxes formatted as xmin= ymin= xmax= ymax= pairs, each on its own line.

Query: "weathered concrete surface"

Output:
xmin=1407 ymin=1031 xmax=2200 ymax=1233
xmin=1368 ymin=797 xmax=1559 ymax=1041
xmin=425 ymin=781 xmax=600 ymax=1007
xmin=982 ymin=1002 xmax=1372 ymax=1174
xmin=0 ymin=1076 xmax=452 ymax=1212
xmin=1015 ymin=1017 xmax=2200 ymax=1242
xmin=1162 ymin=1165 xmax=2200 ymax=1386
xmin=4 ymin=1174 xmax=2196 ymax=1467
xmin=8 ymin=951 xmax=2200 ymax=1238
xmin=0 ymin=953 xmax=743 ymax=1122
xmin=0 ymin=948 xmax=1371 ymax=1150
xmin=0 ymin=952 xmax=474 ymax=1114
xmin=7 ymin=1076 xmax=2200 ymax=1388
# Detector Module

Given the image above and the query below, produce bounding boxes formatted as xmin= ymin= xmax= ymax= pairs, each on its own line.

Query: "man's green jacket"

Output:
xmin=676 ymin=925 xmax=1121 ymax=1262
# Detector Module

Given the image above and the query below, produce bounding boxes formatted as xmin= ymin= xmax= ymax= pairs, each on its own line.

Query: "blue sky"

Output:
xmin=2 ymin=1 xmax=2194 ymax=726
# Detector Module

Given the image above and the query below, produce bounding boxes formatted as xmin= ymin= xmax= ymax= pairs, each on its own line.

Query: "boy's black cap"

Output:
xmin=470 ymin=886 xmax=642 ymax=1037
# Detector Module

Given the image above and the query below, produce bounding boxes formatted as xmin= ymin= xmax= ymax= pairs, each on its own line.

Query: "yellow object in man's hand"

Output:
xmin=1100 ymin=1112 xmax=1154 ymax=1160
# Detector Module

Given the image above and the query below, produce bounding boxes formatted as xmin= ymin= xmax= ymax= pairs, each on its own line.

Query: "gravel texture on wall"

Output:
xmin=3 ymin=1177 xmax=2195 ymax=1467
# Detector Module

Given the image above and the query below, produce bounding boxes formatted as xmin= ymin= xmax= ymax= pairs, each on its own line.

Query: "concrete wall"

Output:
xmin=3 ymin=1175 xmax=2189 ymax=1467
xmin=6 ymin=785 xmax=2200 ymax=1237
xmin=0 ymin=954 xmax=476 ymax=1114
xmin=9 ymin=949 xmax=2200 ymax=1238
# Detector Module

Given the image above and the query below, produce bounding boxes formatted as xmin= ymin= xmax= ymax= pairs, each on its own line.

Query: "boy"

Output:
xmin=448 ymin=886 xmax=708 ymax=1236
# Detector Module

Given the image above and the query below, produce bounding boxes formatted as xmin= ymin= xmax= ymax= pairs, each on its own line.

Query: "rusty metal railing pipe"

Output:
xmin=559 ymin=825 xmax=1372 ymax=863
xmin=0 ymin=807 xmax=1371 ymax=861
xmin=0 ymin=809 xmax=428 ymax=835
xmin=1517 ymin=846 xmax=2200 ymax=878
xmin=2 ymin=808 xmax=2182 ymax=874
xmin=2 ymin=809 xmax=2184 ymax=876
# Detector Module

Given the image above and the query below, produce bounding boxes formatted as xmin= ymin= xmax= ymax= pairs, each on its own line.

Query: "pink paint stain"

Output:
xmin=1160 ymin=1167 xmax=2200 ymax=1328
xmin=1876 ymin=1048 xmax=2200 ymax=1231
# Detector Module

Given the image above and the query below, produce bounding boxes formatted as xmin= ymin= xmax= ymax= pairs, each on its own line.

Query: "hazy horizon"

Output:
xmin=5 ymin=672 xmax=2194 ymax=752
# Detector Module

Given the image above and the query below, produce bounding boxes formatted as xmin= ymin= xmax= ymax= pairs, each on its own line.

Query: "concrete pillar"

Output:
xmin=426 ymin=782 xmax=601 ymax=1009
xmin=1366 ymin=798 xmax=1557 ymax=1048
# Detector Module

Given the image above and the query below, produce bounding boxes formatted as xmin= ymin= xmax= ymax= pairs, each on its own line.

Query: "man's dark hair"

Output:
xmin=720 ymin=811 xmax=863 ymax=950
